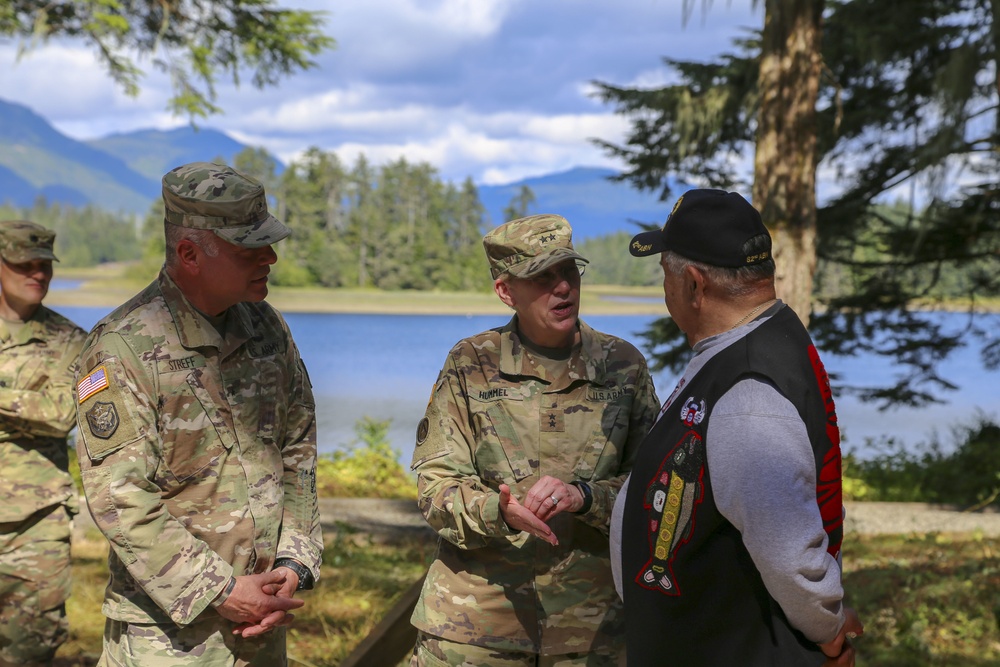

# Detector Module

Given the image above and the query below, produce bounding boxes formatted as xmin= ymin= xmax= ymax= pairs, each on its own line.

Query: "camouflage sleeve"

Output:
xmin=411 ymin=350 xmax=515 ymax=550
xmin=275 ymin=338 xmax=322 ymax=582
xmin=0 ymin=329 xmax=85 ymax=438
xmin=582 ymin=351 xmax=660 ymax=530
xmin=75 ymin=332 xmax=235 ymax=626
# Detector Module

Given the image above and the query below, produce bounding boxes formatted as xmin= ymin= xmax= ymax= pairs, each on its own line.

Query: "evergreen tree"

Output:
xmin=578 ymin=232 xmax=661 ymax=286
xmin=594 ymin=0 xmax=1000 ymax=408
xmin=502 ymin=185 xmax=537 ymax=222
xmin=267 ymin=149 xmax=358 ymax=288
xmin=347 ymin=155 xmax=378 ymax=289
xmin=2 ymin=0 xmax=335 ymax=118
xmin=0 ymin=199 xmax=142 ymax=268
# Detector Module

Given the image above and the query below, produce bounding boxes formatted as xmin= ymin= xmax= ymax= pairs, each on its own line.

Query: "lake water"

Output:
xmin=52 ymin=304 xmax=1000 ymax=463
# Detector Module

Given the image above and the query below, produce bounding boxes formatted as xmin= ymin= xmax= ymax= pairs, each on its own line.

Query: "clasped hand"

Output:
xmin=497 ymin=475 xmax=585 ymax=546
xmin=215 ymin=569 xmax=305 ymax=638
xmin=820 ymin=607 xmax=864 ymax=667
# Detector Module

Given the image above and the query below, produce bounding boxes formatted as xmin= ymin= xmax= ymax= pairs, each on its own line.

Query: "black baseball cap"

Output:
xmin=628 ymin=189 xmax=772 ymax=267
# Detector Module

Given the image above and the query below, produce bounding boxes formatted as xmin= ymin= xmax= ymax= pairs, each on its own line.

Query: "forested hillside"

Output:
xmin=2 ymin=144 xmax=661 ymax=290
xmin=2 ymin=145 xmax=986 ymax=298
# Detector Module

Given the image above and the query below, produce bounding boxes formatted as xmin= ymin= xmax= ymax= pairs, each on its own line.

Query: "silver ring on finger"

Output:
xmin=550 ymin=495 xmax=559 ymax=505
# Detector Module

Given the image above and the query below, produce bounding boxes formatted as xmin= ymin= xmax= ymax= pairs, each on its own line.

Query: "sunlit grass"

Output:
xmin=56 ymin=530 xmax=1000 ymax=666
xmin=61 ymin=530 xmax=110 ymax=666
xmin=289 ymin=528 xmax=433 ymax=666
xmin=57 ymin=525 xmax=434 ymax=667
xmin=843 ymin=533 xmax=1000 ymax=666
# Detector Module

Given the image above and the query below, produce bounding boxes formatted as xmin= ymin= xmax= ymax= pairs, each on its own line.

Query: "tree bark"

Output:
xmin=752 ymin=0 xmax=824 ymax=326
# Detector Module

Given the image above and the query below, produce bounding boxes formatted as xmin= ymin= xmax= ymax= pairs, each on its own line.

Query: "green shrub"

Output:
xmin=847 ymin=415 xmax=1000 ymax=508
xmin=68 ymin=438 xmax=83 ymax=494
xmin=316 ymin=417 xmax=417 ymax=499
xmin=842 ymin=454 xmax=875 ymax=501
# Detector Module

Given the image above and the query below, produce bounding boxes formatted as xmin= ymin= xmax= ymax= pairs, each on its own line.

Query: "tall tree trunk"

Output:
xmin=752 ymin=0 xmax=824 ymax=326
xmin=991 ymin=0 xmax=1000 ymax=103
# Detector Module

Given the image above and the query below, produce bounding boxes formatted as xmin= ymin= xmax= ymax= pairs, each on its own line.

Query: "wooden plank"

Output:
xmin=338 ymin=572 xmax=425 ymax=667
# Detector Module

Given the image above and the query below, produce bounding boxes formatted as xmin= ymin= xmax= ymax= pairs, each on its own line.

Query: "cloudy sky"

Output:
xmin=1 ymin=0 xmax=762 ymax=185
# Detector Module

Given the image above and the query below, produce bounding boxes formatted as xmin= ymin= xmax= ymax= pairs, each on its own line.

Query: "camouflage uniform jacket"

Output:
xmin=75 ymin=270 xmax=321 ymax=626
xmin=410 ymin=317 xmax=659 ymax=654
xmin=0 ymin=306 xmax=85 ymax=523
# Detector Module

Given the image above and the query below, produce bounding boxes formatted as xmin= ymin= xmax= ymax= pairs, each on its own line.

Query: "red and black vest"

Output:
xmin=621 ymin=307 xmax=843 ymax=666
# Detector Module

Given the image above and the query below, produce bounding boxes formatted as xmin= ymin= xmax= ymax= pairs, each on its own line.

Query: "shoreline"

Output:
xmin=45 ymin=279 xmax=667 ymax=317
xmin=45 ymin=266 xmax=1000 ymax=317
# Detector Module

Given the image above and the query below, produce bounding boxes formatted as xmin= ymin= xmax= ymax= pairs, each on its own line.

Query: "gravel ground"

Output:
xmin=319 ymin=497 xmax=432 ymax=540
xmin=319 ymin=498 xmax=1000 ymax=540
xmin=843 ymin=501 xmax=1000 ymax=536
xmin=75 ymin=498 xmax=1000 ymax=540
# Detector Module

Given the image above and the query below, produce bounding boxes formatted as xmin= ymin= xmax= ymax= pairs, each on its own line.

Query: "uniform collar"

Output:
xmin=0 ymin=306 xmax=51 ymax=347
xmin=158 ymin=270 xmax=253 ymax=357
xmin=498 ymin=316 xmax=606 ymax=389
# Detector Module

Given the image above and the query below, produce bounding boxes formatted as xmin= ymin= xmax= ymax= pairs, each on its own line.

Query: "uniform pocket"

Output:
xmin=157 ymin=369 xmax=232 ymax=483
xmin=473 ymin=402 xmax=533 ymax=484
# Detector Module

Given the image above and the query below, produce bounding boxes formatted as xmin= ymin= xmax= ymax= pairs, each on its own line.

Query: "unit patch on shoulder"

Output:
xmin=86 ymin=401 xmax=119 ymax=439
xmin=77 ymin=366 xmax=109 ymax=403
xmin=77 ymin=360 xmax=141 ymax=460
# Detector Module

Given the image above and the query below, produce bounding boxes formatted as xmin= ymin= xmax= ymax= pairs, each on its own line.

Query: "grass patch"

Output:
xmin=60 ymin=531 xmax=111 ymax=665
xmin=60 ymin=526 xmax=435 ymax=666
xmin=56 ymin=529 xmax=1000 ymax=665
xmin=844 ymin=533 xmax=1000 ymax=665
xmin=288 ymin=528 xmax=434 ymax=666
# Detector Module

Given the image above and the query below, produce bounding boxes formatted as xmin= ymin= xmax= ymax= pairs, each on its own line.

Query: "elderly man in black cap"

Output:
xmin=611 ymin=189 xmax=863 ymax=666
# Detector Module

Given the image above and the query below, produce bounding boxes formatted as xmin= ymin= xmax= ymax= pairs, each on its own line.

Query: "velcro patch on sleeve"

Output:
xmin=78 ymin=363 xmax=142 ymax=461
xmin=410 ymin=414 xmax=450 ymax=469
xmin=77 ymin=365 xmax=110 ymax=403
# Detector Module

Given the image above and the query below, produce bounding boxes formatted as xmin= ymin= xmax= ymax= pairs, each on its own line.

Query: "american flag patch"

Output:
xmin=77 ymin=366 xmax=109 ymax=403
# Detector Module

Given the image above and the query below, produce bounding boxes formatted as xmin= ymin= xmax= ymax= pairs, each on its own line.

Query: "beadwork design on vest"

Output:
xmin=636 ymin=429 xmax=706 ymax=595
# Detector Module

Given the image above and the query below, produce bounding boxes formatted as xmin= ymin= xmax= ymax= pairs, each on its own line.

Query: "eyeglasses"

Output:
xmin=524 ymin=262 xmax=586 ymax=289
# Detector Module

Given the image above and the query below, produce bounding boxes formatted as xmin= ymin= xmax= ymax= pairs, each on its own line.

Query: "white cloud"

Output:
xmin=402 ymin=0 xmax=510 ymax=35
xmin=520 ymin=113 xmax=630 ymax=145
xmin=1 ymin=41 xmax=182 ymax=138
xmin=0 ymin=0 xmax=764 ymax=185
xmin=623 ymin=67 xmax=684 ymax=90
xmin=305 ymin=0 xmax=515 ymax=78
xmin=296 ymin=0 xmax=510 ymax=35
xmin=245 ymin=117 xmax=622 ymax=186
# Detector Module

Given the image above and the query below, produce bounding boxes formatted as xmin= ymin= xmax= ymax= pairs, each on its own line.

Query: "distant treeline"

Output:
xmin=2 ymin=149 xmax=982 ymax=298
xmin=0 ymin=147 xmax=663 ymax=289
xmin=0 ymin=200 xmax=141 ymax=267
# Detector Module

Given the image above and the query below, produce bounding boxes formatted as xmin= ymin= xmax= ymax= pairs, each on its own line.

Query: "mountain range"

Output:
xmin=0 ymin=97 xmax=674 ymax=240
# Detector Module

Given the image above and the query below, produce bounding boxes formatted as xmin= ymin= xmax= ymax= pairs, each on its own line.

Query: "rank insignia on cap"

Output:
xmin=78 ymin=366 xmax=109 ymax=403
xmin=86 ymin=401 xmax=120 ymax=439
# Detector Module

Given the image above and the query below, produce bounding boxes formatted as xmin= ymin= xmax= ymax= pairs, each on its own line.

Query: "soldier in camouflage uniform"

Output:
xmin=0 ymin=220 xmax=86 ymax=666
xmin=74 ymin=163 xmax=322 ymax=666
xmin=409 ymin=214 xmax=660 ymax=666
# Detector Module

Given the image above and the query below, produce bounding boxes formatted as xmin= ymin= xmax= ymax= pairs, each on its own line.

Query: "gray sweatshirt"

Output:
xmin=610 ymin=303 xmax=846 ymax=643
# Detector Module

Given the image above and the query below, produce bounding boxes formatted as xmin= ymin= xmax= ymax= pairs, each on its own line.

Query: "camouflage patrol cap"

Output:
xmin=161 ymin=162 xmax=290 ymax=248
xmin=483 ymin=214 xmax=588 ymax=279
xmin=0 ymin=220 xmax=59 ymax=263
